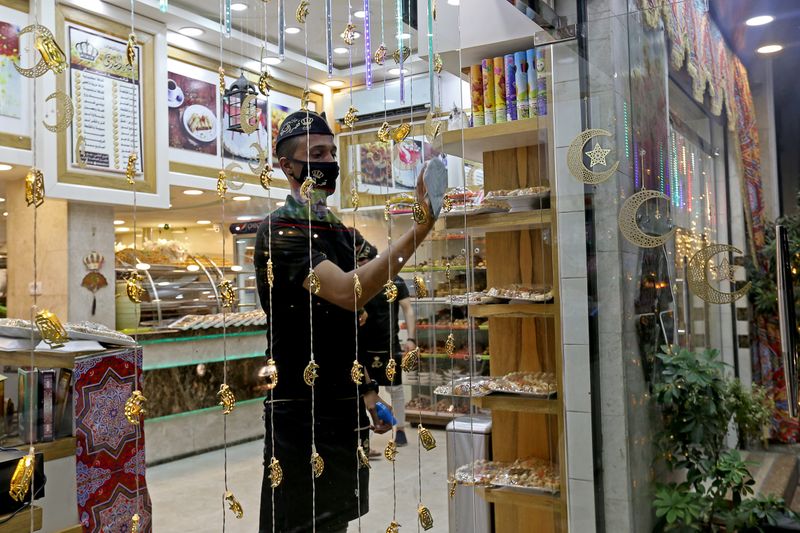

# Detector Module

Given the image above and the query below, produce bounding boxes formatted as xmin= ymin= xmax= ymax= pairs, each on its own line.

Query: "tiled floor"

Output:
xmin=147 ymin=428 xmax=450 ymax=532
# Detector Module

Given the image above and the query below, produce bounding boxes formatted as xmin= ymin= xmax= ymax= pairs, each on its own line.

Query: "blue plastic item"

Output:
xmin=376 ymin=402 xmax=397 ymax=426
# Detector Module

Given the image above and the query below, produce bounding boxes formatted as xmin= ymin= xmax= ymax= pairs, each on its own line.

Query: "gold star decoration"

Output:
xmin=710 ymin=257 xmax=737 ymax=283
xmin=585 ymin=142 xmax=611 ymax=168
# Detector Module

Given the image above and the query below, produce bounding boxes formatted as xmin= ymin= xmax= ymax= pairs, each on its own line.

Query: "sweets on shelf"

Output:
xmin=455 ymin=457 xmax=560 ymax=494
xmin=488 ymin=371 xmax=557 ymax=397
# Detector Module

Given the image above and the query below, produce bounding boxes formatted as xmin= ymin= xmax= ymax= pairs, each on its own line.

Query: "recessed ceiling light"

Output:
xmin=0 ymin=198 xmax=5 ymax=202
xmin=2 ymin=212 xmax=7 ymax=217
xmin=232 ymin=195 xmax=251 ymax=201
xmin=114 ymin=219 xmax=125 ymax=225
xmin=263 ymin=57 xmax=282 ymax=65
xmin=325 ymin=79 xmax=346 ymax=88
xmin=136 ymin=262 xmax=151 ymax=270
xmin=236 ymin=215 xmax=257 ymax=221
xmin=230 ymin=265 xmax=244 ymax=272
xmin=196 ymin=219 xmax=211 ymax=224
xmin=285 ymin=26 xmax=301 ymax=34
xmin=757 ymin=44 xmax=783 ymax=54
xmin=333 ymin=47 xmax=349 ymax=55
xmin=388 ymin=67 xmax=409 ymax=75
xmin=115 ymin=226 xmax=129 ymax=232
xmin=447 ymin=0 xmax=459 ymax=4
xmin=183 ymin=189 xmax=204 ymax=196
xmin=187 ymin=264 xmax=201 ymax=272
xmin=746 ymin=15 xmax=773 ymax=26
xmin=385 ymin=98 xmax=396 ymax=104
xmin=230 ymin=2 xmax=247 ymax=11
xmin=396 ymin=32 xmax=411 ymax=40
xmin=178 ymin=27 xmax=204 ymax=37
xmin=354 ymin=10 xmax=366 ymax=18
xmin=0 ymin=164 xmax=12 ymax=171
xmin=158 ymin=281 xmax=170 ymax=286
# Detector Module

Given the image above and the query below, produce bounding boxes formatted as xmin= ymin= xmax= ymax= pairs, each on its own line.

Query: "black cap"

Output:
xmin=275 ymin=110 xmax=334 ymax=151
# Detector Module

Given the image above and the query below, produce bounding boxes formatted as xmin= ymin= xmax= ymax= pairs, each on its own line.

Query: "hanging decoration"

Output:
xmin=300 ymin=89 xmax=311 ymax=111
xmin=224 ymin=0 xmax=232 ymax=35
xmin=13 ymin=25 xmax=66 ymax=78
xmin=130 ymin=513 xmax=140 ymax=533
xmin=353 ymin=273 xmax=362 ymax=297
xmin=384 ymin=440 xmax=398 ymax=461
xmin=224 ymin=491 xmax=244 ymax=519
xmin=310 ymin=450 xmax=325 ymax=477
xmin=396 ymin=0 xmax=405 ymax=102
xmin=126 ymin=33 xmax=136 ymax=66
xmin=225 ymin=75 xmax=259 ymax=133
xmin=300 ymin=176 xmax=315 ymax=200
xmin=75 ymin=134 xmax=88 ymax=168
xmin=124 ymin=390 xmax=147 ymax=424
xmin=217 ymin=383 xmax=237 ymax=414
xmin=278 ymin=0 xmax=286 ymax=58
xmin=42 ymin=91 xmax=73 ymax=133
xmin=444 ymin=333 xmax=455 ymax=357
xmin=217 ymin=170 xmax=228 ymax=197
xmin=686 ymin=244 xmax=751 ymax=304
xmin=386 ymin=522 xmax=400 ymax=533
xmin=350 ymin=359 xmax=365 ymax=384
xmin=401 ymin=346 xmax=420 ymax=371
xmin=341 ymin=22 xmax=357 ymax=45
xmin=266 ymin=258 xmax=275 ymax=286
xmin=258 ymin=67 xmax=272 ymax=96
xmin=218 ymin=279 xmax=237 ymax=308
xmin=260 ymin=165 xmax=274 ymax=190
xmin=125 ymin=272 xmax=145 ymax=303
xmin=413 ymin=275 xmax=428 ymax=298
xmin=390 ymin=122 xmax=410 ymax=142
xmin=412 ymin=200 xmax=428 ymax=225
xmin=343 ymin=105 xmax=359 ymax=128
xmin=159 ymin=0 xmax=168 ymax=13
xmin=268 ymin=457 xmax=283 ymax=487
xmin=364 ymin=0 xmax=372 ymax=88
xmin=618 ymin=189 xmax=675 ymax=248
xmin=126 ymin=153 xmax=137 ymax=185
xmin=25 ymin=168 xmax=44 ymax=207
xmin=303 ymin=360 xmax=320 ymax=385
xmin=263 ymin=357 xmax=278 ymax=389
xmin=418 ymin=504 xmax=434 ymax=530
xmin=35 ymin=309 xmax=69 ymax=348
xmin=418 ymin=425 xmax=437 ymax=450
xmin=433 ymin=53 xmax=443 ymax=74
xmin=384 ymin=279 xmax=398 ymax=302
xmin=218 ymin=67 xmax=226 ymax=94
xmin=249 ymin=143 xmax=269 ymax=174
xmin=392 ymin=46 xmax=410 ymax=64
xmin=374 ymin=44 xmax=388 ymax=65
xmin=567 ymin=128 xmax=619 ymax=185
xmin=377 ymin=121 xmax=391 ymax=142
xmin=325 ymin=0 xmax=333 ymax=76
xmin=81 ymin=252 xmax=108 ymax=315
xmin=350 ymin=185 xmax=360 ymax=210
xmin=296 ymin=0 xmax=309 ymax=23
xmin=9 ymin=452 xmax=35 ymax=502
xmin=357 ymin=446 xmax=371 ymax=469
xmin=385 ymin=357 xmax=397 ymax=381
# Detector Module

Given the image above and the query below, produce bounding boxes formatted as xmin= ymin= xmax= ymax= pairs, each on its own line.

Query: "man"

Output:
xmin=254 ymin=110 xmax=446 ymax=533
xmin=355 ymin=235 xmax=415 ymax=447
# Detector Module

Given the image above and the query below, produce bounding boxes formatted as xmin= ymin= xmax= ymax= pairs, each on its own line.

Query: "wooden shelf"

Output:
xmin=473 ymin=394 xmax=560 ymax=415
xmin=444 ymin=209 xmax=551 ymax=234
xmin=405 ymin=409 xmax=454 ymax=427
xmin=12 ymin=437 xmax=76 ymax=462
xmin=477 ymin=487 xmax=562 ymax=512
xmin=469 ymin=303 xmax=557 ymax=318
xmin=442 ymin=119 xmax=547 ymax=162
xmin=0 ymin=505 xmax=43 ymax=532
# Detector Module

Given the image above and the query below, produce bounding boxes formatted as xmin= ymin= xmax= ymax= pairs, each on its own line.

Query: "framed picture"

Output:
xmin=0 ymin=4 xmax=30 ymax=149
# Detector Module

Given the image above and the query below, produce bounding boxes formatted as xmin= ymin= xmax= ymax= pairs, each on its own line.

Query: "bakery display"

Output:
xmin=488 ymin=371 xmax=557 ymax=397
xmin=455 ymin=457 xmax=560 ymax=494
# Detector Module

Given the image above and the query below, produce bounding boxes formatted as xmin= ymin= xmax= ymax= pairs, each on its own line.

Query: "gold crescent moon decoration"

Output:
xmin=384 ymin=440 xmax=398 ymax=462
xmin=433 ymin=53 xmax=443 ymax=74
xmin=385 ymin=357 xmax=397 ymax=382
xmin=260 ymin=166 xmax=274 ymax=190
xmin=124 ymin=390 xmax=147 ymax=424
xmin=384 ymin=279 xmax=398 ymax=302
xmin=343 ymin=105 xmax=359 ymax=128
xmin=341 ymin=22 xmax=357 ymax=45
xmin=217 ymin=383 xmax=236 ymax=414
xmin=374 ymin=44 xmax=388 ymax=65
xmin=377 ymin=121 xmax=391 ymax=143
xmin=310 ymin=450 xmax=324 ymax=478
xmin=224 ymin=162 xmax=246 ymax=190
xmin=239 ymin=95 xmax=260 ymax=134
xmin=42 ymin=91 xmax=74 ymax=133
xmin=350 ymin=359 xmax=364 ymax=385
xmin=75 ymin=134 xmax=88 ymax=168
xmin=258 ymin=70 xmax=272 ymax=96
xmin=248 ymin=143 xmax=268 ymax=174
xmin=687 ymin=243 xmax=751 ymax=304
xmin=224 ymin=491 xmax=244 ymax=519
xmin=424 ymin=110 xmax=445 ymax=142
xmin=218 ymin=66 xmax=226 ymax=95
xmin=357 ymin=446 xmax=371 ymax=469
xmin=303 ymin=360 xmax=319 ymax=386
xmin=268 ymin=457 xmax=283 ymax=488
xmin=566 ymin=128 xmax=619 ymax=185
xmin=353 ymin=273 xmax=362 ymax=297
xmin=296 ymin=0 xmax=310 ymax=23
xmin=13 ymin=25 xmax=54 ymax=78
xmin=386 ymin=521 xmax=400 ymax=533
xmin=413 ymin=275 xmax=429 ymax=298
xmin=618 ymin=190 xmax=675 ymax=248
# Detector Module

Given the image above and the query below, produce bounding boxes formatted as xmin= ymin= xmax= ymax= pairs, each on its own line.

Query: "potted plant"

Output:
xmin=652 ymin=346 xmax=797 ymax=531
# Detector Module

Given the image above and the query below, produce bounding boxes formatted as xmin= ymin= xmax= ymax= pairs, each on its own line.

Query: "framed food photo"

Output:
xmin=53 ymin=6 xmax=166 ymax=203
xmin=166 ymin=57 xmax=220 ymax=168
xmin=0 ymin=4 xmax=31 ymax=150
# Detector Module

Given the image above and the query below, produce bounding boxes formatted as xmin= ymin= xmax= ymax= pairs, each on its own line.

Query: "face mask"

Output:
xmin=289 ymin=159 xmax=340 ymax=195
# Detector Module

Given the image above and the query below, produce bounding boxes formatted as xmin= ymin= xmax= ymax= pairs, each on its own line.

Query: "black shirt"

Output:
xmin=359 ymin=275 xmax=409 ymax=355
xmin=254 ymin=195 xmax=357 ymax=400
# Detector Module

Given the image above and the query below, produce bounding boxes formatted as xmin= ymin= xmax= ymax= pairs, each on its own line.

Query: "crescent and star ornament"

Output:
xmin=385 ymin=357 xmax=397 ymax=382
xmin=248 ymin=143 xmax=268 ymax=174
xmin=300 ymin=176 xmax=315 ymax=200
xmin=224 ymin=161 xmax=246 ymax=190
xmin=217 ymin=383 xmax=236 ymax=414
xmin=295 ymin=0 xmax=309 ymax=23
xmin=303 ymin=360 xmax=319 ymax=386
xmin=268 ymin=457 xmax=283 ymax=488
xmin=239 ymin=95 xmax=260 ymax=134
xmin=444 ymin=333 xmax=455 ymax=357
xmin=374 ymin=43 xmax=388 ymax=65
xmin=687 ymin=244 xmax=751 ymax=304
xmin=258 ymin=70 xmax=272 ymax=96
xmin=125 ymin=272 xmax=145 ymax=304
xmin=263 ymin=357 xmax=278 ymax=390
xmin=413 ymin=275 xmax=429 ymax=298
xmin=224 ymin=491 xmax=244 ymax=519
xmin=42 ymin=91 xmax=74 ymax=132
xmin=306 ymin=269 xmax=321 ymax=294
xmin=124 ymin=390 xmax=147 ymax=424
xmin=357 ymin=446 xmax=371 ymax=469
xmin=384 ymin=279 xmax=398 ymax=302
xmin=350 ymin=359 xmax=365 ymax=384
xmin=310 ymin=451 xmax=324 ymax=477
xmin=566 ymin=128 xmax=619 ymax=184
xmin=618 ymin=190 xmax=675 ymax=248
xmin=341 ymin=22 xmax=357 ymax=45
xmin=377 ymin=121 xmax=391 ymax=142
xmin=13 ymin=25 xmax=63 ymax=78
xmin=384 ymin=440 xmax=398 ymax=461
xmin=386 ymin=521 xmax=400 ymax=533
xmin=343 ymin=105 xmax=359 ymax=128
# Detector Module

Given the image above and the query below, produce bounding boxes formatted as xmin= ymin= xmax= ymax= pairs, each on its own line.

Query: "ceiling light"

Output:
xmin=232 ymin=195 xmax=251 ymax=201
xmin=385 ymin=98 xmax=396 ymax=104
xmin=236 ymin=215 xmax=257 ymax=221
xmin=2 ymin=212 xmax=7 ymax=217
xmin=263 ymin=57 xmax=282 ymax=65
xmin=178 ymin=27 xmax=204 ymax=37
xmin=285 ymin=26 xmax=301 ymax=34
xmin=230 ymin=2 xmax=248 ymax=11
xmin=333 ymin=47 xmax=349 ymax=55
xmin=135 ymin=263 xmax=151 ymax=271
xmin=230 ymin=265 xmax=243 ymax=272
xmin=0 ymin=164 xmax=12 ymax=171
xmin=746 ymin=15 xmax=773 ymax=26
xmin=115 ymin=226 xmax=130 ymax=232
xmin=757 ymin=44 xmax=783 ymax=54
xmin=447 ymin=0 xmax=459 ymax=4
xmin=176 ymin=294 xmax=184 ymax=300
xmin=0 ymin=198 xmax=5 ymax=202
xmin=388 ymin=67 xmax=409 ymax=75
xmin=354 ymin=10 xmax=365 ymax=18
xmin=183 ymin=189 xmax=203 ymax=196
xmin=196 ymin=219 xmax=211 ymax=224
xmin=396 ymin=32 xmax=411 ymax=40
xmin=325 ymin=79 xmax=346 ymax=88
xmin=114 ymin=219 xmax=125 ymax=225
xmin=158 ymin=281 xmax=170 ymax=286
xmin=276 ymin=201 xmax=285 ymax=207
xmin=187 ymin=264 xmax=201 ymax=272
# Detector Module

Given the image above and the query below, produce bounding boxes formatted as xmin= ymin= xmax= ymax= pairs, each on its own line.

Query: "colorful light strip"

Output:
xmin=325 ymin=0 xmax=333 ymax=77
xmin=426 ymin=0 xmax=434 ymax=104
xmin=623 ymin=101 xmax=630 ymax=161
xmin=278 ymin=0 xmax=286 ymax=59
xmin=397 ymin=0 xmax=404 ymax=103
xmin=364 ymin=0 xmax=372 ymax=88
xmin=633 ymin=139 xmax=640 ymax=188
xmin=224 ymin=0 xmax=231 ymax=36
xmin=659 ymin=143 xmax=665 ymax=194
xmin=689 ymin=151 xmax=694 ymax=213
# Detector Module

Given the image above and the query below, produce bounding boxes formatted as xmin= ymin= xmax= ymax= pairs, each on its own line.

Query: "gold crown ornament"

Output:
xmin=217 ymin=383 xmax=236 ymax=414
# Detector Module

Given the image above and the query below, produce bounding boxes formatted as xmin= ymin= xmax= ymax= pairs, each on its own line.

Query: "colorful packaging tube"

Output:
xmin=505 ymin=54 xmax=517 ymax=121
xmin=514 ymin=51 xmax=529 ymax=119
xmin=493 ymin=56 xmax=506 ymax=123
xmin=527 ymin=48 xmax=537 ymax=116
xmin=470 ymin=64 xmax=484 ymax=127
xmin=481 ymin=58 xmax=495 ymax=125
xmin=536 ymin=47 xmax=547 ymax=116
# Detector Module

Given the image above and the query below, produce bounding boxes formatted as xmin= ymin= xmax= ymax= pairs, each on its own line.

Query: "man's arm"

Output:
xmin=398 ymin=296 xmax=416 ymax=351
